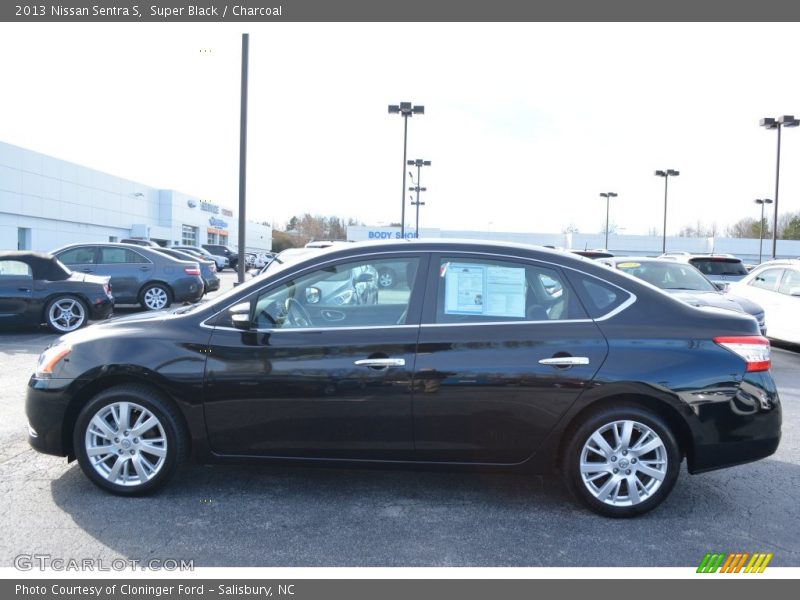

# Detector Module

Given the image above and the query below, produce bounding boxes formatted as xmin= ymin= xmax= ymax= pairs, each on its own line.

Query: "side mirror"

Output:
xmin=231 ymin=314 xmax=251 ymax=331
xmin=229 ymin=301 xmax=251 ymax=330
xmin=714 ymin=282 xmax=729 ymax=292
xmin=789 ymin=287 xmax=800 ymax=297
xmin=305 ymin=287 xmax=321 ymax=304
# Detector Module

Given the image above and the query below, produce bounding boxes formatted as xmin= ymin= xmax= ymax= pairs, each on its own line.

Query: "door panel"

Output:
xmin=202 ymin=253 xmax=428 ymax=459
xmin=412 ymin=253 xmax=609 ymax=463
xmin=203 ymin=327 xmax=419 ymax=458
xmin=413 ymin=322 xmax=608 ymax=463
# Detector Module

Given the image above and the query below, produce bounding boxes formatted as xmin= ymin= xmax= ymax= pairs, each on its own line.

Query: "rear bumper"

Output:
xmin=87 ymin=296 xmax=114 ymax=321
xmin=172 ymin=276 xmax=205 ymax=303
xmin=686 ymin=371 xmax=781 ymax=473
xmin=204 ymin=276 xmax=220 ymax=292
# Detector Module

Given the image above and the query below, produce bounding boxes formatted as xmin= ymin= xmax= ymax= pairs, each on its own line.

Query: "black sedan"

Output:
xmin=598 ymin=257 xmax=766 ymax=334
xmin=26 ymin=240 xmax=780 ymax=517
xmin=0 ymin=251 xmax=113 ymax=333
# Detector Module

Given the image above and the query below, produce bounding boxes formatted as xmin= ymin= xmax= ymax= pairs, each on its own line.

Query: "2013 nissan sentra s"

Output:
xmin=26 ymin=240 xmax=781 ymax=517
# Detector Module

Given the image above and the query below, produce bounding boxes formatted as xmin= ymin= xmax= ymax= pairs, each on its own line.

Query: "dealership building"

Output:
xmin=0 ymin=141 xmax=271 ymax=253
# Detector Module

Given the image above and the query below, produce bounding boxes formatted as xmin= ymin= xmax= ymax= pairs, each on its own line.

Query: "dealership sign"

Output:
xmin=209 ymin=217 xmax=228 ymax=229
xmin=367 ymin=230 xmax=418 ymax=239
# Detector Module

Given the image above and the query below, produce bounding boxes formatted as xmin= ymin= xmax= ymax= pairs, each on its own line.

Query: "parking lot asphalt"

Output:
xmin=1 ymin=271 xmax=799 ymax=567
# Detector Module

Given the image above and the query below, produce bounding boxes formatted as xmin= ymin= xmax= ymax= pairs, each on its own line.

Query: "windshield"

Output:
xmin=262 ymin=248 xmax=320 ymax=276
xmin=615 ymin=260 xmax=717 ymax=292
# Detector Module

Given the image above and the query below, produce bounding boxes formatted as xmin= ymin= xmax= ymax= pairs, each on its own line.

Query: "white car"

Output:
xmin=726 ymin=259 xmax=800 ymax=344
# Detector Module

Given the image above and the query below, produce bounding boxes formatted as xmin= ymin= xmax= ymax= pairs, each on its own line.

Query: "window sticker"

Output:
xmin=444 ymin=262 xmax=526 ymax=318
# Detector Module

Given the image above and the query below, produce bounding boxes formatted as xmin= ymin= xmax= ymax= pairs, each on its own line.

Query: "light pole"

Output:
xmin=754 ymin=198 xmax=773 ymax=264
xmin=408 ymin=159 xmax=430 ymax=238
xmin=388 ymin=102 xmax=424 ymax=238
xmin=760 ymin=115 xmax=799 ymax=259
xmin=655 ymin=170 xmax=679 ymax=254
xmin=599 ymin=192 xmax=618 ymax=250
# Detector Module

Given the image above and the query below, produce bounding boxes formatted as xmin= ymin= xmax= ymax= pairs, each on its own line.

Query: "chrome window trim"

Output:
xmin=199 ymin=248 xmax=637 ymax=330
xmin=421 ymin=319 xmax=594 ymax=328
xmin=206 ymin=324 xmax=420 ymax=334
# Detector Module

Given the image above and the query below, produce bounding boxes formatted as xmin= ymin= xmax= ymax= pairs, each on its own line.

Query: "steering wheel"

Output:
xmin=285 ymin=297 xmax=313 ymax=328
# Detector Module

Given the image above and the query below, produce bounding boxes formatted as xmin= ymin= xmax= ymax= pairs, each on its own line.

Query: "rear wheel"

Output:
xmin=562 ymin=406 xmax=680 ymax=518
xmin=140 ymin=283 xmax=172 ymax=310
xmin=73 ymin=385 xmax=186 ymax=496
xmin=45 ymin=295 xmax=88 ymax=333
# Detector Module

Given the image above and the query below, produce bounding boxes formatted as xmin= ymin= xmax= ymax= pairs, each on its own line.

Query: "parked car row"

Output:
xmin=587 ymin=250 xmax=799 ymax=346
xmin=26 ymin=239 xmax=781 ymax=518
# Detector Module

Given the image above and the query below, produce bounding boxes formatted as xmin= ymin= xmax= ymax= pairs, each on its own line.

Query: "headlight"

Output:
xmin=34 ymin=343 xmax=72 ymax=378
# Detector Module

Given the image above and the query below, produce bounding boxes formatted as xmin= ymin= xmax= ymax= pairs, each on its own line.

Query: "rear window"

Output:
xmin=689 ymin=258 xmax=747 ymax=276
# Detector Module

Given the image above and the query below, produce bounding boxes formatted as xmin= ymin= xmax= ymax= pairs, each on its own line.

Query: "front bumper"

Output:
xmin=26 ymin=377 xmax=72 ymax=457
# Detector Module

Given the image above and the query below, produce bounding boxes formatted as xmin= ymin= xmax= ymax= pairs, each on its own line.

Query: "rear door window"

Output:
xmin=433 ymin=257 xmax=586 ymax=323
xmin=99 ymin=247 xmax=149 ymax=264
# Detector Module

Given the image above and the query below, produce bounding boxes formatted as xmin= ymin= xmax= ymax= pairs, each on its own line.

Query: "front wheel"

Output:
xmin=561 ymin=406 xmax=680 ymax=518
xmin=73 ymin=385 xmax=187 ymax=496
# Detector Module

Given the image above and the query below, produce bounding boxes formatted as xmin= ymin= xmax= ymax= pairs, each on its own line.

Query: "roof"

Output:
xmin=0 ymin=251 xmax=71 ymax=280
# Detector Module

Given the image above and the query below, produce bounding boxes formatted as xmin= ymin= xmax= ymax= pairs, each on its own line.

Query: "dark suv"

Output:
xmin=203 ymin=244 xmax=238 ymax=271
xmin=53 ymin=243 xmax=204 ymax=310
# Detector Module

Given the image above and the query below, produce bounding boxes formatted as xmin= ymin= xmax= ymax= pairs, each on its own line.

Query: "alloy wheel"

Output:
xmin=48 ymin=298 xmax=86 ymax=332
xmin=143 ymin=286 xmax=169 ymax=310
xmin=579 ymin=419 xmax=668 ymax=507
xmin=84 ymin=401 xmax=167 ymax=487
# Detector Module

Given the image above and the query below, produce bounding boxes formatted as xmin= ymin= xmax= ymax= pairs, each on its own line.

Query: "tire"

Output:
xmin=378 ymin=268 xmax=396 ymax=289
xmin=561 ymin=405 xmax=680 ymax=518
xmin=139 ymin=283 xmax=172 ymax=310
xmin=73 ymin=385 xmax=187 ymax=496
xmin=44 ymin=295 xmax=88 ymax=333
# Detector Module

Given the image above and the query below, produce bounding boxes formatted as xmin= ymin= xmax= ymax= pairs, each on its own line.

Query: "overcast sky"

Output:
xmin=2 ymin=22 xmax=800 ymax=236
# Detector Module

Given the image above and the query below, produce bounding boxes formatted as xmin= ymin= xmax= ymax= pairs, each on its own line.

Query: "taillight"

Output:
xmin=184 ymin=267 xmax=201 ymax=276
xmin=714 ymin=336 xmax=771 ymax=372
xmin=103 ymin=283 xmax=111 ymax=296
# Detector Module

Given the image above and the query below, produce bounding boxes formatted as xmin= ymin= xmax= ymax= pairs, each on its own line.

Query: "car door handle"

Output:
xmin=81 ymin=268 xmax=94 ymax=273
xmin=17 ymin=287 xmax=31 ymax=293
xmin=538 ymin=356 xmax=590 ymax=366
xmin=139 ymin=266 xmax=151 ymax=271
xmin=354 ymin=358 xmax=406 ymax=368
